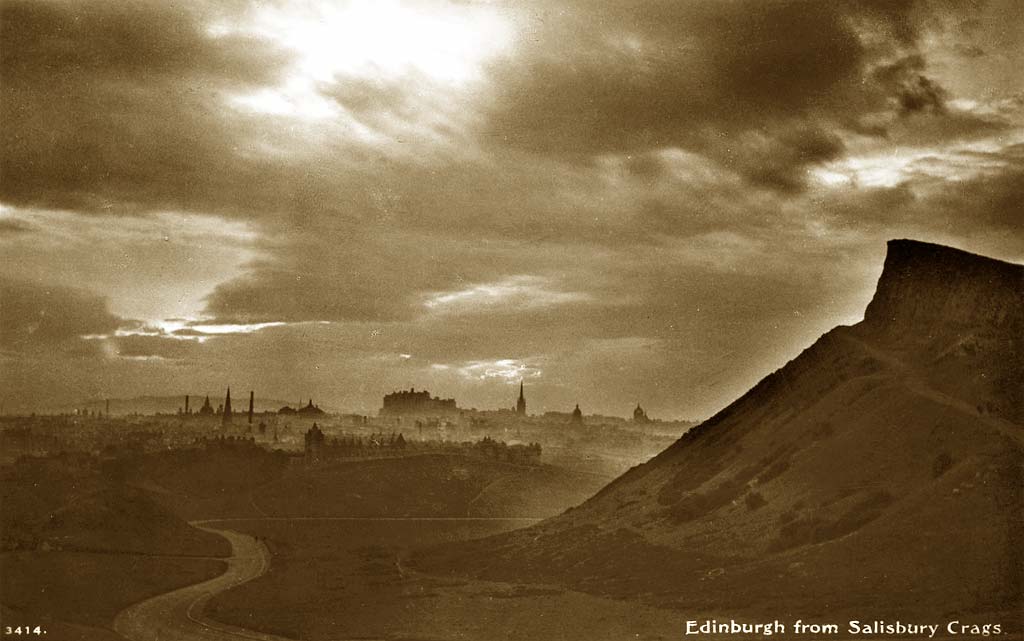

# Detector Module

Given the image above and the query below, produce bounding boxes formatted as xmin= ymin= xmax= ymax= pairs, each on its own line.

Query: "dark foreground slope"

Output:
xmin=415 ymin=240 xmax=1023 ymax=624
xmin=1 ymin=453 xmax=229 ymax=556
xmin=1 ymin=454 xmax=228 ymax=640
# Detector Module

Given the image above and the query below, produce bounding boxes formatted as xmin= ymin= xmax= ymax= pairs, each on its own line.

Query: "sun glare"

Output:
xmin=219 ymin=1 xmax=513 ymax=120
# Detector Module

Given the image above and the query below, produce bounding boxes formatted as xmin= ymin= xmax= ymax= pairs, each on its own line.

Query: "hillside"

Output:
xmin=251 ymin=453 xmax=610 ymax=519
xmin=127 ymin=442 xmax=290 ymax=519
xmin=1 ymin=453 xmax=229 ymax=640
xmin=414 ymin=240 xmax=1023 ymax=625
xmin=1 ymin=453 xmax=229 ymax=556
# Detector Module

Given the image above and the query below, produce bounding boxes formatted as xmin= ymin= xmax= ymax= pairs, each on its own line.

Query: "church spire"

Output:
xmin=222 ymin=387 xmax=232 ymax=425
xmin=516 ymin=380 xmax=527 ymax=416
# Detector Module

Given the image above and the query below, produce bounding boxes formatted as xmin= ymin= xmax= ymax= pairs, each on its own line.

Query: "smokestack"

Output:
xmin=105 ymin=399 xmax=110 ymax=416
xmin=248 ymin=391 xmax=254 ymax=424
xmin=185 ymin=395 xmax=189 ymax=415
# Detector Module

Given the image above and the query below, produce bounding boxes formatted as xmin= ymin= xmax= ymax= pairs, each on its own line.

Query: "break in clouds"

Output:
xmin=1 ymin=0 xmax=1022 ymax=416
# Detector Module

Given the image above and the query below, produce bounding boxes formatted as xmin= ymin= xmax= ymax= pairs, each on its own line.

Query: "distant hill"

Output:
xmin=415 ymin=240 xmax=1023 ymax=626
xmin=0 ymin=454 xmax=229 ymax=556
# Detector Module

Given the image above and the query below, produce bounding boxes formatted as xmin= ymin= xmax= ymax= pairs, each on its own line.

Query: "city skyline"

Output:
xmin=2 ymin=0 xmax=1023 ymax=419
xmin=26 ymin=382 xmax=659 ymax=422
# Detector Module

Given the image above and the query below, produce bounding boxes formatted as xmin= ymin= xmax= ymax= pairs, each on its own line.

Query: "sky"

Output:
xmin=1 ymin=0 xmax=1022 ymax=418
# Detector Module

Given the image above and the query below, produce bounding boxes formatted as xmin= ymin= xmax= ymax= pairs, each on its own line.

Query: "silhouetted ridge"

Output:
xmin=586 ymin=241 xmax=1024 ymax=503
xmin=414 ymin=239 xmax=1024 ymax=628
xmin=863 ymin=239 xmax=1023 ymax=335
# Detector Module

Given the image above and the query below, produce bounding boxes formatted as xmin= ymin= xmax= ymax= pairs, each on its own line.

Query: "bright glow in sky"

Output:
xmin=220 ymin=0 xmax=514 ymax=120
xmin=455 ymin=358 xmax=541 ymax=382
xmin=813 ymin=133 xmax=1024 ymax=189
xmin=81 ymin=320 xmax=292 ymax=343
xmin=424 ymin=276 xmax=589 ymax=313
xmin=0 ymin=206 xmax=260 ymax=323
xmin=155 ymin=320 xmax=289 ymax=336
xmin=4 ymin=0 xmax=1022 ymax=417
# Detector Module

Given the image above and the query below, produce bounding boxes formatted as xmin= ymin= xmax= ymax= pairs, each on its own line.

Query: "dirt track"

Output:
xmin=113 ymin=525 xmax=295 ymax=641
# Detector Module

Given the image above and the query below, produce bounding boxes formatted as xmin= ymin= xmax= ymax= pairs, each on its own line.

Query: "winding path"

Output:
xmin=112 ymin=517 xmax=543 ymax=641
xmin=112 ymin=526 xmax=291 ymax=641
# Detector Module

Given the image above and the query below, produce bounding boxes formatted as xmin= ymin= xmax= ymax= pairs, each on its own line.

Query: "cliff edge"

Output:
xmin=415 ymin=239 xmax=1024 ymax=628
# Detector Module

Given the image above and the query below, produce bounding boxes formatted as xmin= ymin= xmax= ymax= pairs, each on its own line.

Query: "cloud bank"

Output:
xmin=1 ymin=0 xmax=1021 ymax=417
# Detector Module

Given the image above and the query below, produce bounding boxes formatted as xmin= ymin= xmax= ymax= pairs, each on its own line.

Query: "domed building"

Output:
xmin=296 ymin=399 xmax=325 ymax=416
xmin=198 ymin=395 xmax=215 ymax=415
xmin=633 ymin=403 xmax=650 ymax=423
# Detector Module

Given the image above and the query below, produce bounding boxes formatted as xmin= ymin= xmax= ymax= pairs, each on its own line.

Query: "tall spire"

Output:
xmin=222 ymin=387 xmax=232 ymax=425
xmin=516 ymin=380 xmax=527 ymax=416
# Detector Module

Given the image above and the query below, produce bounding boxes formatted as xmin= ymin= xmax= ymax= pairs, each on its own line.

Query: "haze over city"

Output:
xmin=2 ymin=0 xmax=1023 ymax=418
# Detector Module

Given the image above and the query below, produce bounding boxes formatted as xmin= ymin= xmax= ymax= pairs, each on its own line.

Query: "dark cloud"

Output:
xmin=204 ymin=264 xmax=412 ymax=324
xmin=725 ymin=125 xmax=846 ymax=193
xmin=478 ymin=0 xmax=925 ymax=190
xmin=0 ymin=278 xmax=121 ymax=349
xmin=0 ymin=0 xmax=1020 ymax=417
xmin=111 ymin=335 xmax=199 ymax=361
xmin=884 ymin=109 xmax=1011 ymax=147
xmin=201 ymin=223 xmax=588 ymax=323
xmin=0 ymin=0 xmax=292 ymax=215
xmin=871 ymin=54 xmax=948 ymax=115
xmin=818 ymin=143 xmax=1024 ymax=241
xmin=0 ymin=1 xmax=275 ymax=82
xmin=898 ymin=74 xmax=947 ymax=114
xmin=916 ymin=148 xmax=1024 ymax=233
xmin=170 ymin=328 xmax=209 ymax=338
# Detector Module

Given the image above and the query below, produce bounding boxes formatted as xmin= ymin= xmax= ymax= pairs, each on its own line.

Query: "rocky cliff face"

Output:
xmin=863 ymin=239 xmax=1022 ymax=337
xmin=416 ymin=239 xmax=1023 ymax=629
xmin=858 ymin=239 xmax=1023 ymax=422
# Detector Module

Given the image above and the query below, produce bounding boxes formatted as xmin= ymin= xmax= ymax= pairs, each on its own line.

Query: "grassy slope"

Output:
xmin=1 ymin=456 xmax=230 ymax=556
xmin=251 ymin=453 xmax=609 ymax=518
xmin=205 ymin=519 xmax=695 ymax=641
xmin=127 ymin=444 xmax=289 ymax=520
xmin=413 ymin=324 xmax=1023 ymax=627
xmin=1 ymin=456 xmax=230 ymax=636
xmin=0 ymin=605 xmax=125 ymax=641
xmin=1 ymin=554 xmax=225 ymax=633
xmin=204 ymin=455 xmax=615 ymax=639
xmin=2 ymin=446 xmax=608 ymax=638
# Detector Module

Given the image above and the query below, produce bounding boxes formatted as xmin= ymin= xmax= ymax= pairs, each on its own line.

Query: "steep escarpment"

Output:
xmin=415 ymin=240 xmax=1023 ymax=625
xmin=863 ymin=239 xmax=1022 ymax=337
xmin=860 ymin=239 xmax=1023 ymax=423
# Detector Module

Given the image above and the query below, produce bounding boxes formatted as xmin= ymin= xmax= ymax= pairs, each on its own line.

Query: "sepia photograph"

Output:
xmin=1 ymin=1 xmax=1021 ymax=640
